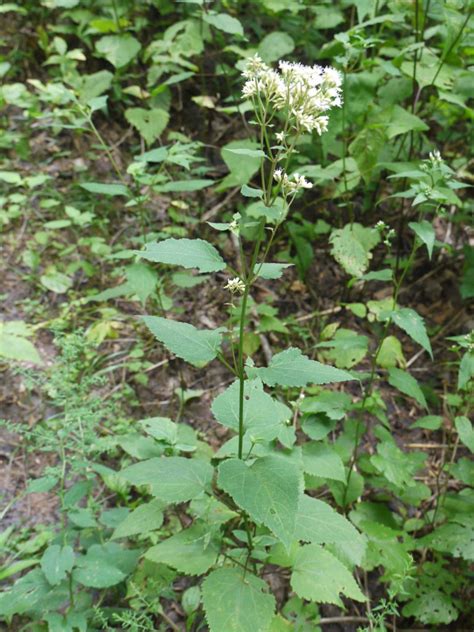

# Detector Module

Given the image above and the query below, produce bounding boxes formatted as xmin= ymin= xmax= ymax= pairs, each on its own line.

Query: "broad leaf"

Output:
xmin=253 ymin=263 xmax=293 ymax=280
xmin=74 ymin=544 xmax=139 ymax=589
xmin=252 ymin=348 xmax=354 ymax=387
xmin=121 ymin=456 xmax=213 ymax=502
xmin=330 ymin=223 xmax=380 ymax=277
xmin=291 ymin=544 xmax=365 ymax=605
xmin=258 ymin=31 xmax=295 ymax=63
xmin=296 ymin=495 xmax=366 ymax=566
xmin=202 ymin=568 xmax=275 ymax=632
xmin=386 ymin=105 xmax=429 ymax=139
xmin=211 ymin=379 xmax=290 ymax=440
xmin=41 ymin=545 xmax=74 ymax=586
xmin=138 ymin=238 xmax=226 ymax=273
xmin=455 ymin=416 xmax=474 ymax=453
xmin=95 ymin=34 xmax=141 ymax=68
xmin=143 ymin=316 xmax=224 ymax=367
xmin=125 ymin=108 xmax=169 ymax=144
xmin=218 ymin=455 xmax=302 ymax=548
xmin=145 ymin=524 xmax=218 ymax=575
xmin=388 ymin=368 xmax=427 ymax=409
xmin=203 ymin=12 xmax=244 ymax=36
xmin=112 ymin=500 xmax=164 ymax=539
xmin=220 ymin=140 xmax=262 ymax=189
xmin=80 ymin=182 xmax=129 ymax=196
xmin=409 ymin=220 xmax=435 ymax=259
xmin=382 ymin=308 xmax=432 ymax=358
xmin=302 ymin=443 xmax=345 ymax=482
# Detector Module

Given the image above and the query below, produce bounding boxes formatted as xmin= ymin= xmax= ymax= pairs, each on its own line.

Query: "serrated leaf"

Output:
xmin=291 ymin=544 xmax=365 ymax=605
xmin=211 ymin=379 xmax=290 ymax=440
xmin=202 ymin=568 xmax=275 ymax=632
xmin=220 ymin=140 xmax=262 ymax=189
xmin=388 ymin=368 xmax=427 ymax=409
xmin=145 ymin=524 xmax=218 ymax=575
xmin=218 ymin=455 xmax=302 ymax=548
xmin=41 ymin=545 xmax=74 ymax=586
xmin=382 ymin=308 xmax=432 ymax=358
xmin=253 ymin=263 xmax=293 ymax=280
xmin=302 ymin=443 xmax=346 ymax=482
xmin=121 ymin=456 xmax=213 ymax=503
xmin=409 ymin=220 xmax=435 ymax=259
xmin=137 ymin=238 xmax=226 ymax=273
xmin=296 ymin=495 xmax=366 ymax=565
xmin=252 ymin=347 xmax=354 ymax=387
xmin=112 ymin=500 xmax=164 ymax=539
xmin=0 ymin=329 xmax=42 ymax=364
xmin=143 ymin=316 xmax=224 ymax=367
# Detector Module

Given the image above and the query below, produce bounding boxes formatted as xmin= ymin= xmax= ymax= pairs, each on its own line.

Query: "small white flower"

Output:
xmin=276 ymin=131 xmax=286 ymax=143
xmin=273 ymin=168 xmax=283 ymax=182
xmin=224 ymin=277 xmax=246 ymax=294
xmin=429 ymin=149 xmax=443 ymax=166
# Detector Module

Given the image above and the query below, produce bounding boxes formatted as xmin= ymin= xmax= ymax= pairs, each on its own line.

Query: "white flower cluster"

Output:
xmin=224 ymin=277 xmax=246 ymax=294
xmin=274 ymin=169 xmax=312 ymax=195
xmin=242 ymin=54 xmax=342 ymax=135
xmin=429 ymin=149 xmax=443 ymax=166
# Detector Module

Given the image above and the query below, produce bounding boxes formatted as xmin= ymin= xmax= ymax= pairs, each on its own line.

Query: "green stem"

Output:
xmin=237 ymin=284 xmax=250 ymax=460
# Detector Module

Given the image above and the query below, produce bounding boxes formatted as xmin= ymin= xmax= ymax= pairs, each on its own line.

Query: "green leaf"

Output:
xmin=291 ymin=544 xmax=365 ymax=605
xmin=330 ymin=223 xmax=380 ymax=277
xmin=409 ymin=220 xmax=435 ymax=259
xmin=371 ymin=441 xmax=419 ymax=488
xmin=296 ymin=495 xmax=366 ymax=566
xmin=302 ymin=443 xmax=346 ymax=482
xmin=80 ymin=182 xmax=129 ymax=196
xmin=376 ymin=335 xmax=406 ymax=368
xmin=137 ymin=238 xmax=226 ymax=273
xmin=253 ymin=263 xmax=293 ymax=280
xmin=402 ymin=591 xmax=459 ymax=626
xmin=258 ymin=32 xmax=295 ymax=63
xmin=317 ymin=328 xmax=369 ymax=369
xmin=386 ymin=105 xmax=429 ymax=139
xmin=212 ymin=379 xmax=290 ymax=440
xmin=112 ymin=500 xmax=164 ymax=539
xmin=95 ymin=34 xmax=141 ymax=68
xmin=41 ymin=545 xmax=74 ymax=586
xmin=388 ymin=368 xmax=427 ymax=409
xmin=74 ymin=543 xmax=139 ymax=588
xmin=252 ymin=347 xmax=354 ymax=387
xmin=455 ymin=416 xmax=474 ymax=453
xmin=220 ymin=140 xmax=262 ymax=189
xmin=411 ymin=415 xmax=443 ymax=430
xmin=225 ymin=148 xmax=265 ymax=158
xmin=218 ymin=455 xmax=302 ymax=548
xmin=203 ymin=12 xmax=244 ymax=36
xmin=121 ymin=456 xmax=213 ymax=502
xmin=40 ymin=271 xmax=73 ymax=294
xmin=382 ymin=308 xmax=432 ymax=358
xmin=125 ymin=263 xmax=157 ymax=304
xmin=145 ymin=524 xmax=218 ymax=575
xmin=125 ymin=108 xmax=169 ymax=144
xmin=0 ymin=322 xmax=42 ymax=364
xmin=143 ymin=316 xmax=224 ymax=367
xmin=202 ymin=568 xmax=275 ymax=632
xmin=155 ymin=179 xmax=214 ymax=192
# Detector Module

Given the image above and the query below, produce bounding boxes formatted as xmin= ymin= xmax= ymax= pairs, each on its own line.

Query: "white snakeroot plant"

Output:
xmin=119 ymin=56 xmax=366 ymax=631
